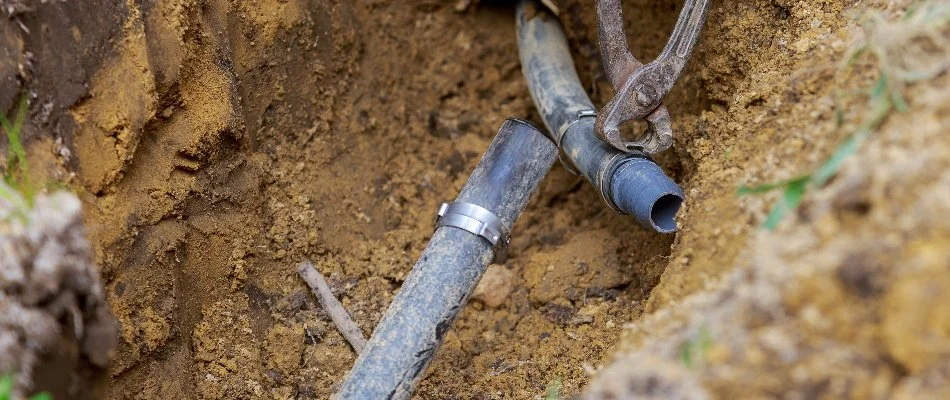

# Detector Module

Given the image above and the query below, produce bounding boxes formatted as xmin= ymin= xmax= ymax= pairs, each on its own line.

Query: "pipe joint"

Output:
xmin=517 ymin=0 xmax=685 ymax=233
xmin=607 ymin=156 xmax=684 ymax=233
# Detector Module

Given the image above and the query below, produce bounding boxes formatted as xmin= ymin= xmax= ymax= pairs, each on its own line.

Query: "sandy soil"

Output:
xmin=1 ymin=0 xmax=948 ymax=398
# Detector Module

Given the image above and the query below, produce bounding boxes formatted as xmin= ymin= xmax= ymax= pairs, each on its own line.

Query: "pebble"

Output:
xmin=474 ymin=265 xmax=514 ymax=308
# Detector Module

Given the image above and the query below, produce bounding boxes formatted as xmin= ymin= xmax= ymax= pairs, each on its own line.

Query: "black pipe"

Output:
xmin=336 ymin=119 xmax=557 ymax=399
xmin=517 ymin=0 xmax=684 ymax=232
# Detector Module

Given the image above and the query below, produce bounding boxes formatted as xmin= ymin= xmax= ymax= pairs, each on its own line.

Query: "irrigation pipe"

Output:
xmin=336 ymin=4 xmax=687 ymax=397
xmin=517 ymin=0 xmax=684 ymax=232
xmin=335 ymin=119 xmax=557 ymax=399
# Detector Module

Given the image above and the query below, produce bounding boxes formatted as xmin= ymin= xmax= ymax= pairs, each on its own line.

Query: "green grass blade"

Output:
xmin=1 ymin=94 xmax=34 ymax=203
xmin=737 ymin=176 xmax=809 ymax=196
xmin=680 ymin=341 xmax=693 ymax=368
xmin=737 ymin=181 xmax=786 ymax=196
xmin=545 ymin=379 xmax=562 ymax=400
xmin=0 ymin=109 xmax=12 ymax=163
xmin=890 ymin=87 xmax=909 ymax=113
xmin=813 ymin=97 xmax=892 ymax=187
xmin=681 ymin=327 xmax=715 ymax=368
xmin=10 ymin=94 xmax=29 ymax=173
xmin=763 ymin=179 xmax=807 ymax=231
xmin=811 ymin=132 xmax=864 ymax=187
xmin=0 ymin=183 xmax=29 ymax=222
xmin=0 ymin=375 xmax=13 ymax=400
xmin=0 ymin=108 xmax=12 ymax=133
xmin=29 ymin=392 xmax=52 ymax=400
xmin=870 ymin=74 xmax=888 ymax=99
xmin=0 ymin=374 xmax=51 ymax=400
xmin=844 ymin=45 xmax=868 ymax=68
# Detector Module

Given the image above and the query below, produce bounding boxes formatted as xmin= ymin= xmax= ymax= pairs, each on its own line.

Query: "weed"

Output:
xmin=545 ymin=379 xmax=562 ymax=400
xmin=0 ymin=374 xmax=52 ymax=400
xmin=0 ymin=93 xmax=34 ymax=205
xmin=739 ymin=75 xmax=893 ymax=230
xmin=0 ymin=180 xmax=30 ymax=222
xmin=679 ymin=326 xmax=713 ymax=369
xmin=739 ymin=1 xmax=949 ymax=230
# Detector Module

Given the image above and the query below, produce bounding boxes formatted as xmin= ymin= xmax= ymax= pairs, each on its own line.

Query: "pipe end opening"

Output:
xmin=650 ymin=193 xmax=683 ymax=233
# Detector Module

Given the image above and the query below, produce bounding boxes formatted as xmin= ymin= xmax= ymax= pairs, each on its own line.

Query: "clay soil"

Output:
xmin=1 ymin=0 xmax=948 ymax=398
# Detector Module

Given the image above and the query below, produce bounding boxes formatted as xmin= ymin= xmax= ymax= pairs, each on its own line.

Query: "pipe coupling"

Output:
xmin=435 ymin=202 xmax=511 ymax=259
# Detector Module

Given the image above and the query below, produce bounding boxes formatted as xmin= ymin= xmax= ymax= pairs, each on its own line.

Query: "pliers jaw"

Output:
xmin=595 ymin=0 xmax=711 ymax=155
xmin=596 ymin=95 xmax=674 ymax=155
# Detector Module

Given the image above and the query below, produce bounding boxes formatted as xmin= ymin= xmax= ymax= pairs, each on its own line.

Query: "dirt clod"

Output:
xmin=0 ymin=189 xmax=117 ymax=399
xmin=473 ymin=264 xmax=514 ymax=308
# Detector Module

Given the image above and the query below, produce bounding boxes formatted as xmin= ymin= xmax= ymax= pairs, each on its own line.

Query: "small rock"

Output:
xmin=540 ymin=303 xmax=576 ymax=326
xmin=473 ymin=265 xmax=514 ymax=308
xmin=453 ymin=0 xmax=472 ymax=13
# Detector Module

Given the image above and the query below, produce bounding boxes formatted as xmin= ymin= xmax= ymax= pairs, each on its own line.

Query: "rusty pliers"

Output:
xmin=595 ymin=0 xmax=710 ymax=154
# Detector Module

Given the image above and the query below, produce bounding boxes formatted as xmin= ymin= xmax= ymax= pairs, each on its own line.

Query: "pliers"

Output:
xmin=595 ymin=0 xmax=711 ymax=154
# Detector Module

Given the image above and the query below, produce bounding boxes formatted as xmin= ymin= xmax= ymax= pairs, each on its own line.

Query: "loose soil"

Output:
xmin=1 ymin=0 xmax=947 ymax=399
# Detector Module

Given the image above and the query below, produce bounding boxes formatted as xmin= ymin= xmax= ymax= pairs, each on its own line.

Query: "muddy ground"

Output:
xmin=1 ymin=0 xmax=948 ymax=398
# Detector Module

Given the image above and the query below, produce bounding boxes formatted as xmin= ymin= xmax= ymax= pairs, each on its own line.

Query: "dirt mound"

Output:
xmin=0 ymin=188 xmax=117 ymax=399
xmin=1 ymin=0 xmax=948 ymax=398
xmin=589 ymin=2 xmax=950 ymax=399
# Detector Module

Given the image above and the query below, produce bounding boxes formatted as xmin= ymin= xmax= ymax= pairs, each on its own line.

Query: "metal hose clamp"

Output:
xmin=435 ymin=202 xmax=511 ymax=259
xmin=556 ymin=109 xmax=597 ymax=175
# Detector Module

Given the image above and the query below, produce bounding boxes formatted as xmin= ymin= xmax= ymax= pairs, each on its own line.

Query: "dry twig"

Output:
xmin=297 ymin=262 xmax=367 ymax=353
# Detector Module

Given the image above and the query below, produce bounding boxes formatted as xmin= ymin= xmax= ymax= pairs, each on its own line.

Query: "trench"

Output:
xmin=2 ymin=0 xmax=863 ymax=398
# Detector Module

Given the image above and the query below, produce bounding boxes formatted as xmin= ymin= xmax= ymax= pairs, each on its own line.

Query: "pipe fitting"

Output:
xmin=517 ymin=0 xmax=684 ymax=232
xmin=607 ymin=157 xmax=684 ymax=233
xmin=336 ymin=118 xmax=557 ymax=399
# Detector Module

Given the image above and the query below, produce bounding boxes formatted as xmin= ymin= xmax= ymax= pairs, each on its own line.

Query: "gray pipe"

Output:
xmin=336 ymin=119 xmax=557 ymax=399
xmin=517 ymin=0 xmax=684 ymax=232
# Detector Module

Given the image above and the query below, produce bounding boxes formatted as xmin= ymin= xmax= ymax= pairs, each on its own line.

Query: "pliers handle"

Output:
xmin=595 ymin=0 xmax=711 ymax=154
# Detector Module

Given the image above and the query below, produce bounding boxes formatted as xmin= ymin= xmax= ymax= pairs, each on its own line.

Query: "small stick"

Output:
xmin=541 ymin=0 xmax=560 ymax=14
xmin=297 ymin=262 xmax=367 ymax=353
